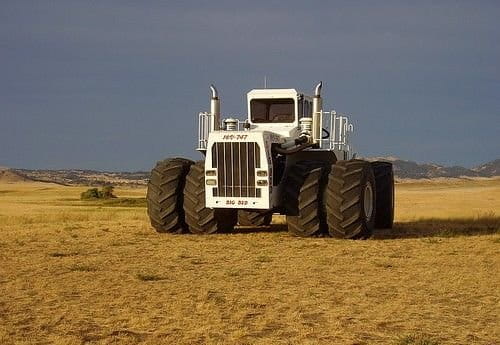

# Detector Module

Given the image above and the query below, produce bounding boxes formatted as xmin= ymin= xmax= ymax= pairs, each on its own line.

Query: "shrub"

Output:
xmin=80 ymin=186 xmax=116 ymax=200
xmin=80 ymin=188 xmax=100 ymax=200
xmin=101 ymin=185 xmax=116 ymax=199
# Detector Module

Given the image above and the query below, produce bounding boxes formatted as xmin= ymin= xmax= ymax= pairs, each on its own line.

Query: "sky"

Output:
xmin=1 ymin=0 xmax=499 ymax=171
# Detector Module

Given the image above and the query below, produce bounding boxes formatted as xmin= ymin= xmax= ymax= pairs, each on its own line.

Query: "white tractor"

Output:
xmin=147 ymin=82 xmax=394 ymax=238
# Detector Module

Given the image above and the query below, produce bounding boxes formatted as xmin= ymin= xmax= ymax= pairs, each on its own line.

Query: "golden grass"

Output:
xmin=394 ymin=178 xmax=500 ymax=221
xmin=0 ymin=179 xmax=499 ymax=344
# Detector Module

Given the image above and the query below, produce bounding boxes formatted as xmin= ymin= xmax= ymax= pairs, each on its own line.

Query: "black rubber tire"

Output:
xmin=146 ymin=157 xmax=193 ymax=233
xmin=371 ymin=161 xmax=394 ymax=229
xmin=282 ymin=161 xmax=328 ymax=237
xmin=325 ymin=159 xmax=376 ymax=239
xmin=183 ymin=161 xmax=237 ymax=234
xmin=238 ymin=210 xmax=273 ymax=226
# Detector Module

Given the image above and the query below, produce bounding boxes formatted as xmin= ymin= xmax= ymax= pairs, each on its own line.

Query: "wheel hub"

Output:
xmin=363 ymin=183 xmax=374 ymax=221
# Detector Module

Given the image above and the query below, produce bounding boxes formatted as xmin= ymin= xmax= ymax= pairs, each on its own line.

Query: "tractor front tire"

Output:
xmin=371 ymin=161 xmax=394 ymax=229
xmin=238 ymin=210 xmax=273 ymax=226
xmin=183 ymin=161 xmax=237 ymax=234
xmin=283 ymin=161 xmax=328 ymax=237
xmin=325 ymin=159 xmax=376 ymax=239
xmin=147 ymin=157 xmax=193 ymax=233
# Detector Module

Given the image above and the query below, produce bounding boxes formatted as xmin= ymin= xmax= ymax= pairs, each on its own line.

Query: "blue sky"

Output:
xmin=1 ymin=0 xmax=499 ymax=170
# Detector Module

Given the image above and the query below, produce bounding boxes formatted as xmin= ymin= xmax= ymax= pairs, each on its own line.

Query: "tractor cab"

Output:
xmin=246 ymin=89 xmax=313 ymax=137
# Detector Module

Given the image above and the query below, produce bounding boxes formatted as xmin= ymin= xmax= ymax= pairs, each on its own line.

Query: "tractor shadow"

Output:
xmin=232 ymin=224 xmax=288 ymax=234
xmin=372 ymin=217 xmax=500 ymax=240
xmin=230 ymin=216 xmax=499 ymax=239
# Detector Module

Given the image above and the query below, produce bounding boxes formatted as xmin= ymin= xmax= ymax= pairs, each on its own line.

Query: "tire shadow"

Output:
xmin=228 ymin=216 xmax=500 ymax=239
xmin=372 ymin=217 xmax=500 ymax=240
xmin=231 ymin=224 xmax=288 ymax=234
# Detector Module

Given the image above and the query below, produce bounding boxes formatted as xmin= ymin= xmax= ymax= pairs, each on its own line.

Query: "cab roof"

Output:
xmin=247 ymin=88 xmax=306 ymax=99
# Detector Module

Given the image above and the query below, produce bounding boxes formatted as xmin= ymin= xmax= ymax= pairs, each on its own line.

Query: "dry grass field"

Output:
xmin=0 ymin=178 xmax=499 ymax=345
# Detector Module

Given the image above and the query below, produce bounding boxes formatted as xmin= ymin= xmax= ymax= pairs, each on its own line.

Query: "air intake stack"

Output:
xmin=312 ymin=81 xmax=323 ymax=145
xmin=210 ymin=84 xmax=221 ymax=131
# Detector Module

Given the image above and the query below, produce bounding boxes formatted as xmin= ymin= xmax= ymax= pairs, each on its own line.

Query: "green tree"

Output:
xmin=80 ymin=188 xmax=100 ymax=200
xmin=80 ymin=185 xmax=116 ymax=200
xmin=101 ymin=185 xmax=116 ymax=199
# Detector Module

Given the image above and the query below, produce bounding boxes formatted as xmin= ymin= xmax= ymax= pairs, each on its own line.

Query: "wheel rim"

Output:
xmin=363 ymin=183 xmax=374 ymax=221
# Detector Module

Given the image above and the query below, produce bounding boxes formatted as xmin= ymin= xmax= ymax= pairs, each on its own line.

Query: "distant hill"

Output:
xmin=366 ymin=157 xmax=499 ymax=179
xmin=473 ymin=159 xmax=500 ymax=176
xmin=2 ymin=157 xmax=498 ymax=185
xmin=0 ymin=169 xmax=33 ymax=183
xmin=15 ymin=169 xmax=149 ymax=186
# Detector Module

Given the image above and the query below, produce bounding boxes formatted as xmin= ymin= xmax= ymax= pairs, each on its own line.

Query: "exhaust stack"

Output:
xmin=210 ymin=84 xmax=220 ymax=131
xmin=312 ymin=81 xmax=323 ymax=145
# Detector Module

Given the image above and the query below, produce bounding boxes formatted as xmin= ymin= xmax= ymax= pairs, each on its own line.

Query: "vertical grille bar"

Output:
xmin=225 ymin=142 xmax=232 ymax=197
xmin=248 ymin=142 xmax=255 ymax=197
xmin=255 ymin=144 xmax=261 ymax=168
xmin=223 ymin=143 xmax=227 ymax=197
xmin=241 ymin=143 xmax=248 ymax=197
xmin=254 ymin=144 xmax=260 ymax=197
xmin=233 ymin=142 xmax=240 ymax=197
xmin=216 ymin=143 xmax=225 ymax=196
xmin=238 ymin=142 xmax=242 ymax=197
xmin=212 ymin=142 xmax=217 ymax=169
xmin=212 ymin=141 xmax=218 ymax=196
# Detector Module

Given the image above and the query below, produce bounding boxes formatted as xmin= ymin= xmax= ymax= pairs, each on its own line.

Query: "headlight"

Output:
xmin=256 ymin=170 xmax=267 ymax=177
xmin=206 ymin=170 xmax=217 ymax=176
xmin=206 ymin=179 xmax=217 ymax=186
xmin=257 ymin=180 xmax=268 ymax=186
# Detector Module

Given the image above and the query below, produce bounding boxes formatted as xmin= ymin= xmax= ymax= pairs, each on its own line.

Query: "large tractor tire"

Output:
xmin=238 ymin=210 xmax=273 ymax=226
xmin=183 ymin=161 xmax=237 ymax=234
xmin=371 ymin=161 xmax=394 ymax=229
xmin=147 ymin=157 xmax=193 ymax=233
xmin=325 ymin=159 xmax=376 ymax=239
xmin=282 ymin=160 xmax=329 ymax=237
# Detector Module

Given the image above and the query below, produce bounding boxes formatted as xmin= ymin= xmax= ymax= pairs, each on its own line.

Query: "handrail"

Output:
xmin=198 ymin=110 xmax=353 ymax=156
xmin=317 ymin=110 xmax=353 ymax=153
xmin=197 ymin=112 xmax=212 ymax=151
xmin=197 ymin=113 xmax=247 ymax=151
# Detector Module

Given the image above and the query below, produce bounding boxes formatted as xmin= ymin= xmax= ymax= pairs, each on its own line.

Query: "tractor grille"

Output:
xmin=211 ymin=142 xmax=261 ymax=197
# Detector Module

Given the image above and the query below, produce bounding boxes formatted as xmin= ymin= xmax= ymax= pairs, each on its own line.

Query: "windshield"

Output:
xmin=250 ymin=98 xmax=295 ymax=123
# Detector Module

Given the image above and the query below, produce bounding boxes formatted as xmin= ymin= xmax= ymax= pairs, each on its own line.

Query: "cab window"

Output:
xmin=250 ymin=98 xmax=295 ymax=123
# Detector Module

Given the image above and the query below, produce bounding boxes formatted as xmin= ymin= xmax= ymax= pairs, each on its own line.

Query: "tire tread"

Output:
xmin=325 ymin=159 xmax=375 ymax=239
xmin=183 ymin=161 xmax=237 ymax=234
xmin=146 ymin=157 xmax=193 ymax=233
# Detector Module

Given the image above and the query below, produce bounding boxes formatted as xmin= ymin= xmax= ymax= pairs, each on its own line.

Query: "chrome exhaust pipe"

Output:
xmin=314 ymin=81 xmax=322 ymax=97
xmin=312 ymin=81 xmax=323 ymax=145
xmin=210 ymin=84 xmax=220 ymax=131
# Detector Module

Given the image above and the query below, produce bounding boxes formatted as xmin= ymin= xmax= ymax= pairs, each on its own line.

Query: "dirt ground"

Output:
xmin=0 ymin=179 xmax=499 ymax=345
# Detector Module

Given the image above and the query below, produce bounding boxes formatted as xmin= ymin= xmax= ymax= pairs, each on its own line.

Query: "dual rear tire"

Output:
xmin=283 ymin=159 xmax=394 ymax=238
xmin=371 ymin=161 xmax=395 ymax=229
xmin=146 ymin=160 xmax=237 ymax=234
xmin=183 ymin=161 xmax=237 ymax=234
xmin=146 ymin=158 xmax=193 ymax=233
xmin=282 ymin=161 xmax=328 ymax=237
xmin=325 ymin=160 xmax=376 ymax=239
